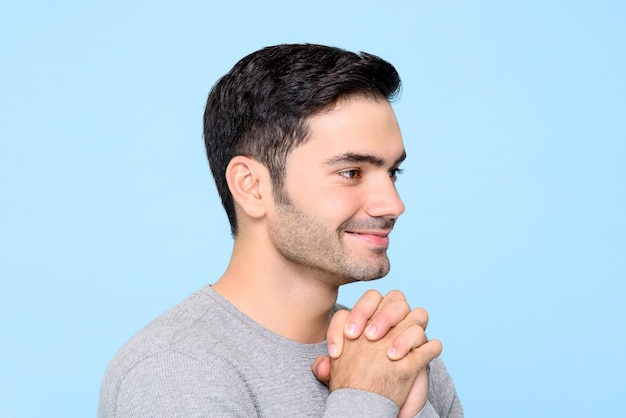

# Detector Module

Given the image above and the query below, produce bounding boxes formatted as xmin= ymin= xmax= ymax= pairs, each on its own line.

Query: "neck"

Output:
xmin=212 ymin=237 xmax=339 ymax=344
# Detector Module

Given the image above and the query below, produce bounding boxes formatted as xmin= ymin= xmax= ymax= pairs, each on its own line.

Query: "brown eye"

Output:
xmin=339 ymin=169 xmax=361 ymax=180
xmin=388 ymin=168 xmax=403 ymax=182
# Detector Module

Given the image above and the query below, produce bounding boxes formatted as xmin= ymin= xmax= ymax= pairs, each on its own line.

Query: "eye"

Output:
xmin=388 ymin=168 xmax=404 ymax=182
xmin=338 ymin=169 xmax=361 ymax=181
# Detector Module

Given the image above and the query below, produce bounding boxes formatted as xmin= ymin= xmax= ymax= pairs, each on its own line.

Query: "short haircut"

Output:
xmin=203 ymin=43 xmax=401 ymax=236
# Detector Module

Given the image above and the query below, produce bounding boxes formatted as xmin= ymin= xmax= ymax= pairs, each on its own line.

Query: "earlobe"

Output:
xmin=226 ymin=156 xmax=268 ymax=219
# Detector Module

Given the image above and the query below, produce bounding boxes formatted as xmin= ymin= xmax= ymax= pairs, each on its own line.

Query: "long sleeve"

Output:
xmin=102 ymin=351 xmax=257 ymax=417
xmin=323 ymin=389 xmax=399 ymax=417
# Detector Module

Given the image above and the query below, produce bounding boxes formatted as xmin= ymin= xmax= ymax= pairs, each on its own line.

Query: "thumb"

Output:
xmin=311 ymin=355 xmax=331 ymax=385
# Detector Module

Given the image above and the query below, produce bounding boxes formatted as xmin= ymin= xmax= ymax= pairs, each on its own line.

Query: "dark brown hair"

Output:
xmin=203 ymin=43 xmax=401 ymax=236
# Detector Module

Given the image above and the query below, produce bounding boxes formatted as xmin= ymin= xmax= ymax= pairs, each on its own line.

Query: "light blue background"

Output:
xmin=1 ymin=1 xmax=624 ymax=416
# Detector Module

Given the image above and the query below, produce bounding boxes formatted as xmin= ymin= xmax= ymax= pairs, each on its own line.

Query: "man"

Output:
xmin=99 ymin=43 xmax=462 ymax=417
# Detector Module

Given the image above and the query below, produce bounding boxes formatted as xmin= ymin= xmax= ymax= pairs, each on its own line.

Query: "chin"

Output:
xmin=344 ymin=264 xmax=390 ymax=284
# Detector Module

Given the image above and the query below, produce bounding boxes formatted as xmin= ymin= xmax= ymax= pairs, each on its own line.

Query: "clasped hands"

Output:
xmin=312 ymin=290 xmax=442 ymax=418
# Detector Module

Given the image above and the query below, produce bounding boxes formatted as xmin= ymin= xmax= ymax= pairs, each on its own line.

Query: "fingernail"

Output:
xmin=388 ymin=346 xmax=397 ymax=358
xmin=365 ymin=325 xmax=377 ymax=338
xmin=345 ymin=322 xmax=357 ymax=337
xmin=316 ymin=363 xmax=326 ymax=376
xmin=328 ymin=344 xmax=338 ymax=357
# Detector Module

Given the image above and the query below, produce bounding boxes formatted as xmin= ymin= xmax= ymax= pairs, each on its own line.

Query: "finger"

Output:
xmin=311 ymin=355 xmax=331 ymax=385
xmin=343 ymin=289 xmax=383 ymax=339
xmin=362 ymin=290 xmax=410 ymax=341
xmin=398 ymin=367 xmax=429 ymax=418
xmin=405 ymin=307 xmax=429 ymax=331
xmin=406 ymin=338 xmax=443 ymax=369
xmin=387 ymin=323 xmax=428 ymax=361
xmin=386 ymin=307 xmax=429 ymax=360
xmin=327 ymin=309 xmax=350 ymax=358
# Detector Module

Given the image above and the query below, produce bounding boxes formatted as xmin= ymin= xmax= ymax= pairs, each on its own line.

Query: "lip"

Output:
xmin=344 ymin=230 xmax=391 ymax=248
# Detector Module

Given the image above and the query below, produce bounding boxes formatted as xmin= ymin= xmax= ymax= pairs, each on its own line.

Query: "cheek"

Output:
xmin=312 ymin=190 xmax=363 ymax=227
xmin=284 ymin=168 xmax=364 ymax=224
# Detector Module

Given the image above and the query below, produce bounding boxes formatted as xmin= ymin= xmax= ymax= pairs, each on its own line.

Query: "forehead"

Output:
xmin=294 ymin=97 xmax=405 ymax=163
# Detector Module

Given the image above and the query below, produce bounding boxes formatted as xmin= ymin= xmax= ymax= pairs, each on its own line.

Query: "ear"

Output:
xmin=225 ymin=156 xmax=271 ymax=219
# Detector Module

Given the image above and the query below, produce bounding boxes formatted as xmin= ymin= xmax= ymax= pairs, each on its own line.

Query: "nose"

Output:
xmin=364 ymin=175 xmax=406 ymax=219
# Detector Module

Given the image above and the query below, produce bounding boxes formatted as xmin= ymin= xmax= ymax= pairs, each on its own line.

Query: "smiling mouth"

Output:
xmin=344 ymin=230 xmax=391 ymax=248
xmin=345 ymin=229 xmax=391 ymax=236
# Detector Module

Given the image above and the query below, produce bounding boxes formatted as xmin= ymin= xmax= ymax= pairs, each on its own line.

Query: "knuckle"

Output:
xmin=335 ymin=308 xmax=351 ymax=318
xmin=385 ymin=289 xmax=406 ymax=301
xmin=393 ymin=332 xmax=410 ymax=350
xmin=396 ymin=301 xmax=411 ymax=316
xmin=353 ymin=290 xmax=382 ymax=313
xmin=330 ymin=309 xmax=350 ymax=325
xmin=364 ymin=289 xmax=383 ymax=303
xmin=414 ymin=306 xmax=428 ymax=317
xmin=410 ymin=307 xmax=428 ymax=326
xmin=382 ymin=291 xmax=409 ymax=314
xmin=390 ymin=303 xmax=410 ymax=319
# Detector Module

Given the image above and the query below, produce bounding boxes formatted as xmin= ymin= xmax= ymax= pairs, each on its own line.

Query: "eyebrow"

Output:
xmin=322 ymin=150 xmax=407 ymax=168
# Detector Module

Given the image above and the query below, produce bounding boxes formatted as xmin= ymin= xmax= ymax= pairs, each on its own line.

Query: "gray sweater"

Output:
xmin=99 ymin=286 xmax=462 ymax=417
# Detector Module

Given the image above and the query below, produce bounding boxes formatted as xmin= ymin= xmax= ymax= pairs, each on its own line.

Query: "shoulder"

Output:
xmin=98 ymin=288 xmax=256 ymax=417
xmin=103 ymin=290 xmax=214 ymax=376
xmin=99 ymin=349 xmax=256 ymax=417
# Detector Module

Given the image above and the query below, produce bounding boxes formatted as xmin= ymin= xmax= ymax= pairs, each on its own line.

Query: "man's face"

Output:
xmin=267 ymin=97 xmax=406 ymax=286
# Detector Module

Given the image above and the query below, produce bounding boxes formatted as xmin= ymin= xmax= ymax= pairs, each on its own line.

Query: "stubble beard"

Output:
xmin=270 ymin=193 xmax=393 ymax=286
